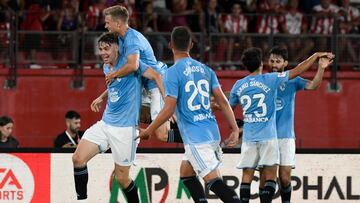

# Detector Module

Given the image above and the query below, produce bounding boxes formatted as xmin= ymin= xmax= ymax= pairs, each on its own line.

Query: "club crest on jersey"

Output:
xmin=279 ymin=83 xmax=286 ymax=91
xmin=109 ymin=88 xmax=120 ymax=102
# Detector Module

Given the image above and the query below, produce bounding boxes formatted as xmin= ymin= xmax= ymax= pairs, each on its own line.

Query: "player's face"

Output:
xmin=269 ymin=54 xmax=287 ymax=72
xmin=0 ymin=123 xmax=13 ymax=138
xmin=104 ymin=15 xmax=119 ymax=33
xmin=67 ymin=118 xmax=80 ymax=134
xmin=98 ymin=42 xmax=119 ymax=65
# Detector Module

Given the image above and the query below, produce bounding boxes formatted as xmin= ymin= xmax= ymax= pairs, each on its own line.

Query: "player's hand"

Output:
xmin=319 ymin=56 xmax=334 ymax=69
xmin=170 ymin=114 xmax=177 ymax=123
xmin=225 ymin=129 xmax=239 ymax=148
xmin=91 ymin=97 xmax=103 ymax=112
xmin=105 ymin=73 xmax=116 ymax=85
xmin=135 ymin=128 xmax=151 ymax=140
xmin=316 ymin=52 xmax=334 ymax=59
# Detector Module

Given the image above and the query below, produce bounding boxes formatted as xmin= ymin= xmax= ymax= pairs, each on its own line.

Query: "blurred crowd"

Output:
xmin=0 ymin=0 xmax=359 ymax=69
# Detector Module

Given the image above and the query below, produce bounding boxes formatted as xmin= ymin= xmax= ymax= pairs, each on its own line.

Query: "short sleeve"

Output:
xmin=139 ymin=61 xmax=149 ymax=76
xmin=295 ymin=77 xmax=308 ymax=91
xmin=229 ymin=82 xmax=239 ymax=107
xmin=163 ymin=69 xmax=179 ymax=99
xmin=210 ymin=69 xmax=220 ymax=90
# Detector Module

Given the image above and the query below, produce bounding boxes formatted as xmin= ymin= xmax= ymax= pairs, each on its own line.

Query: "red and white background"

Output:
xmin=0 ymin=153 xmax=359 ymax=203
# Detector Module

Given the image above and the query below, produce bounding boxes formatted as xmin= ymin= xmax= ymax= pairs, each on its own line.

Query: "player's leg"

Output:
xmin=278 ymin=138 xmax=296 ymax=203
xmin=279 ymin=166 xmax=292 ymax=203
xmin=185 ymin=144 xmax=240 ymax=203
xmin=72 ymin=121 xmax=108 ymax=200
xmin=259 ymin=169 xmax=266 ymax=202
xmin=108 ymin=125 xmax=139 ymax=202
xmin=236 ymin=141 xmax=260 ymax=203
xmin=180 ymin=160 xmax=208 ymax=203
xmin=150 ymin=87 xmax=183 ymax=143
xmin=258 ymin=138 xmax=280 ymax=203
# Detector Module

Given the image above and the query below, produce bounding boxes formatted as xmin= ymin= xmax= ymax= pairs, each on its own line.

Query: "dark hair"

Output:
xmin=98 ymin=32 xmax=118 ymax=46
xmin=269 ymin=46 xmax=288 ymax=61
xmin=65 ymin=111 xmax=80 ymax=119
xmin=171 ymin=26 xmax=192 ymax=52
xmin=241 ymin=47 xmax=263 ymax=73
xmin=0 ymin=116 xmax=13 ymax=126
xmin=104 ymin=5 xmax=129 ymax=23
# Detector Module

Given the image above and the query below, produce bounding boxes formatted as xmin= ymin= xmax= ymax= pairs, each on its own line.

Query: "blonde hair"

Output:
xmin=104 ymin=5 xmax=129 ymax=23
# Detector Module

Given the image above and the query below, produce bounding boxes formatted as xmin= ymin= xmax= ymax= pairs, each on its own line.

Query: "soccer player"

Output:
xmin=102 ymin=5 xmax=183 ymax=144
xmin=229 ymin=47 xmax=333 ymax=203
xmin=72 ymin=33 xmax=141 ymax=202
xmin=137 ymin=26 xmax=241 ymax=203
xmin=257 ymin=46 xmax=334 ymax=203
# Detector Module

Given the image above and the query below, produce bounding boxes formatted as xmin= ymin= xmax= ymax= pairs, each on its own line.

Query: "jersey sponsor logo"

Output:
xmin=193 ymin=112 xmax=214 ymax=122
xmin=243 ymin=114 xmax=269 ymax=123
xmin=0 ymin=154 xmax=34 ymax=202
xmin=276 ymin=98 xmax=284 ymax=111
xmin=109 ymin=88 xmax=120 ymax=103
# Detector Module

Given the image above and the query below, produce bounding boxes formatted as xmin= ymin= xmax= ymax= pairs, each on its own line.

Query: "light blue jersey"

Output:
xmin=163 ymin=57 xmax=221 ymax=145
xmin=102 ymin=56 xmax=142 ymax=127
xmin=276 ymin=76 xmax=307 ymax=139
xmin=229 ymin=71 xmax=289 ymax=142
xmin=118 ymin=28 xmax=164 ymax=90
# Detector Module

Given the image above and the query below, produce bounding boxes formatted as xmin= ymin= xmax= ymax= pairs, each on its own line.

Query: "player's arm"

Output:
xmin=288 ymin=52 xmax=334 ymax=80
xmin=137 ymin=96 xmax=176 ymax=140
xmin=142 ymin=67 xmax=166 ymax=99
xmin=305 ymin=56 xmax=333 ymax=90
xmin=212 ymin=87 xmax=239 ymax=147
xmin=90 ymin=90 xmax=108 ymax=112
xmin=105 ymin=54 xmax=139 ymax=85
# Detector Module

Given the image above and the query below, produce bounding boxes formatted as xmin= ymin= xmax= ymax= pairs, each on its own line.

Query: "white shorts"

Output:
xmin=183 ymin=143 xmax=223 ymax=178
xmin=278 ymin=138 xmax=296 ymax=168
xmin=142 ymin=88 xmax=163 ymax=120
xmin=82 ymin=120 xmax=139 ymax=166
xmin=237 ymin=138 xmax=279 ymax=169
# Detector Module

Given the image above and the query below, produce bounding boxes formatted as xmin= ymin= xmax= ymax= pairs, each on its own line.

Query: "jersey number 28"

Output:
xmin=185 ymin=80 xmax=210 ymax=111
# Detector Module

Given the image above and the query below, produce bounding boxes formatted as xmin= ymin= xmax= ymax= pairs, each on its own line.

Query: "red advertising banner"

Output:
xmin=0 ymin=153 xmax=50 ymax=203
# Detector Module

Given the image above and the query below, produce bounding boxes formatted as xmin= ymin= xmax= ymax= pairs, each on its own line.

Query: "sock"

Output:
xmin=280 ymin=184 xmax=292 ymax=203
xmin=123 ymin=180 xmax=139 ymax=203
xmin=181 ymin=176 xmax=208 ymax=203
xmin=207 ymin=178 xmax=240 ymax=203
xmin=259 ymin=187 xmax=265 ymax=202
xmin=262 ymin=180 xmax=276 ymax=203
xmin=167 ymin=129 xmax=183 ymax=143
xmin=74 ymin=166 xmax=88 ymax=200
xmin=240 ymin=183 xmax=251 ymax=203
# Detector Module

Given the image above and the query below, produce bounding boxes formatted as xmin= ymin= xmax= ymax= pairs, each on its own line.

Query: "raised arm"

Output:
xmin=105 ymin=54 xmax=139 ymax=85
xmin=305 ymin=56 xmax=333 ymax=90
xmin=212 ymin=87 xmax=239 ymax=147
xmin=142 ymin=67 xmax=166 ymax=99
xmin=288 ymin=52 xmax=334 ymax=80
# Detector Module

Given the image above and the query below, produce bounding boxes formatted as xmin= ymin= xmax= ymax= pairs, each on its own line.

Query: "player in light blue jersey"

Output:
xmin=257 ymin=46 xmax=334 ymax=203
xmin=71 ymin=33 xmax=142 ymax=202
xmin=229 ymin=47 xmax=334 ymax=203
xmin=138 ymin=27 xmax=240 ymax=203
xmin=102 ymin=5 xmax=183 ymax=144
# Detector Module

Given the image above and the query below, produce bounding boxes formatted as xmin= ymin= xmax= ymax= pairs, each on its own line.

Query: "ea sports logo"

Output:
xmin=0 ymin=154 xmax=34 ymax=203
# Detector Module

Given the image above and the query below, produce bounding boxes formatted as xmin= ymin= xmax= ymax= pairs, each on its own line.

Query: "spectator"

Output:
xmin=310 ymin=0 xmax=339 ymax=51
xmin=0 ymin=116 xmax=19 ymax=148
xmin=223 ymin=2 xmax=251 ymax=66
xmin=284 ymin=0 xmax=314 ymax=61
xmin=338 ymin=0 xmax=360 ymax=64
xmin=54 ymin=110 xmax=83 ymax=148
